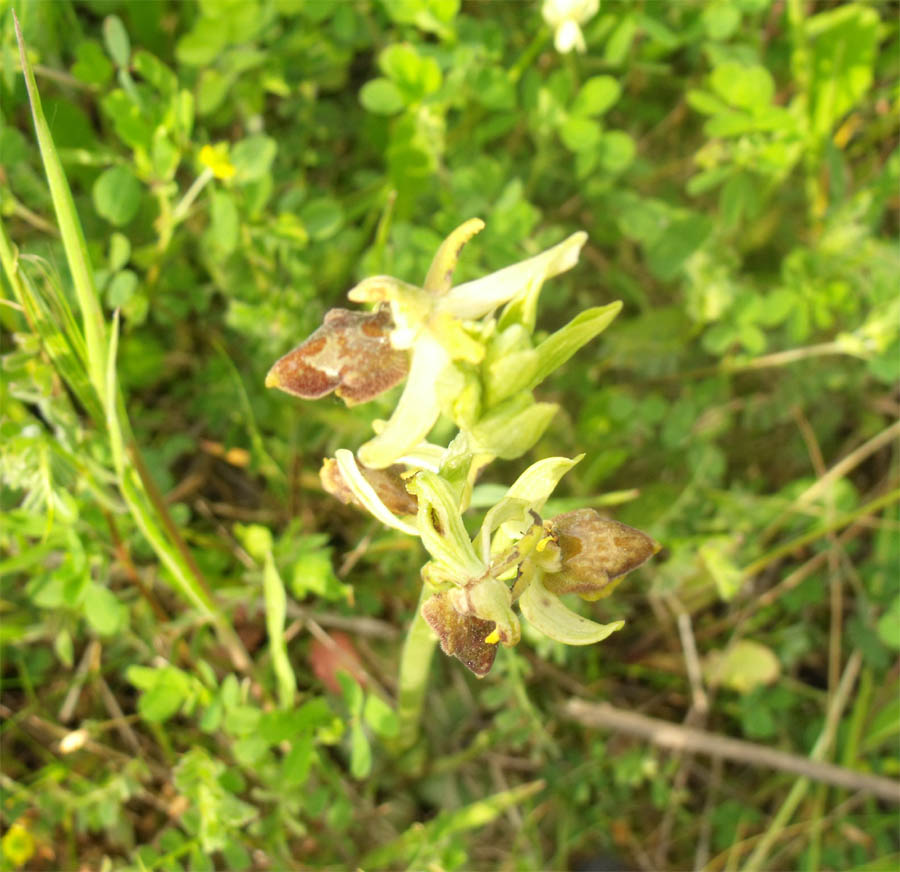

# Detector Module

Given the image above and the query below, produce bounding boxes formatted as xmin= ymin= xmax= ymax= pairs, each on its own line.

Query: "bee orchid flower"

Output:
xmin=266 ymin=219 xmax=588 ymax=469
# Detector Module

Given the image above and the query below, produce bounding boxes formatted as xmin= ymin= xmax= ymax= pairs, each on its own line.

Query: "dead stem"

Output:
xmin=561 ymin=694 xmax=900 ymax=803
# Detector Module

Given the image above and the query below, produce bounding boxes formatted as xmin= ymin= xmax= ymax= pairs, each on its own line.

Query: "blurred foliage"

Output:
xmin=1 ymin=0 xmax=898 ymax=870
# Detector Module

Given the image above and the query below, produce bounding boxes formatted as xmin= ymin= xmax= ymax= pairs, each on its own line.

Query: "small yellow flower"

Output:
xmin=1 ymin=823 xmax=35 ymax=868
xmin=198 ymin=143 xmax=235 ymax=180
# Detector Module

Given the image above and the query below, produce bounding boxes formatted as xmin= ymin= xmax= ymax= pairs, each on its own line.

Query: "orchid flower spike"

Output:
xmin=266 ymin=219 xmax=588 ymax=469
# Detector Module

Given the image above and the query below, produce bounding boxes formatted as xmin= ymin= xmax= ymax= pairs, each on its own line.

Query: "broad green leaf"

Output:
xmin=176 ymin=16 xmax=230 ymax=66
xmin=93 ymin=166 xmax=142 ymax=227
xmin=702 ymin=2 xmax=741 ymax=40
xmin=337 ymin=672 xmax=365 ymax=716
xmin=572 ymin=75 xmax=622 ymax=117
xmin=102 ymin=90 xmax=154 ymax=151
xmin=710 ymin=63 xmax=774 ymax=111
xmin=221 ymin=840 xmax=251 ymax=872
xmin=204 ymin=190 xmax=239 ymax=255
xmin=300 ymin=198 xmax=344 ymax=240
xmin=223 ymin=705 xmax=262 ymax=736
xmin=383 ymin=0 xmax=460 ymax=37
xmin=646 ymin=214 xmax=712 ymax=280
xmin=107 ymin=233 xmax=131 ymax=271
xmin=363 ymin=694 xmax=399 ymax=738
xmin=807 ymin=3 xmax=879 ymax=137
xmin=84 ymin=582 xmax=127 ymax=636
xmin=360 ymin=78 xmax=405 ymax=115
xmin=102 ymin=15 xmax=131 ymax=67
xmin=197 ymin=69 xmax=231 ymax=115
xmin=71 ymin=39 xmax=113 ymax=85
xmin=598 ymin=130 xmax=635 ymax=173
xmin=232 ymin=523 xmax=273 ymax=561
xmin=105 ymin=270 xmax=138 ymax=308
xmin=472 ymin=65 xmax=516 ymax=110
xmin=380 ymin=43 xmax=441 ymax=101
xmin=132 ymin=49 xmax=177 ymax=96
xmin=231 ymin=135 xmax=277 ymax=183
xmin=281 ymin=734 xmax=315 ymax=786
xmin=134 ymin=667 xmax=192 ymax=722
xmin=703 ymin=640 xmax=781 ymax=693
xmin=519 ymin=575 xmax=624 ymax=645
xmin=605 ymin=15 xmax=637 ymax=66
xmin=686 ymin=88 xmax=729 ymax=116
xmin=470 ymin=395 xmax=558 ymax=460
xmin=559 ymin=115 xmax=602 ymax=152
xmin=291 ymin=546 xmax=348 ymax=602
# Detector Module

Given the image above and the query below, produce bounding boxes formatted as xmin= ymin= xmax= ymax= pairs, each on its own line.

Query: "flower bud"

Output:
xmin=543 ymin=509 xmax=658 ymax=600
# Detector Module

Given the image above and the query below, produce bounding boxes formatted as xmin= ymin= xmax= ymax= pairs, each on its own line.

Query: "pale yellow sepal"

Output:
xmin=519 ymin=572 xmax=624 ymax=645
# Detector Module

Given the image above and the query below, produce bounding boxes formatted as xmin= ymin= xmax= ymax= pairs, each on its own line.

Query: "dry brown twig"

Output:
xmin=561 ymin=698 xmax=900 ymax=804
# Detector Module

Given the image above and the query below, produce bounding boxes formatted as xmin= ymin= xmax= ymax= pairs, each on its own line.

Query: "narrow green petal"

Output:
xmin=519 ymin=573 xmax=624 ymax=645
xmin=441 ymin=232 xmax=587 ymax=320
xmin=411 ymin=471 xmax=485 ymax=580
xmin=470 ymin=395 xmax=558 ymax=459
xmin=357 ymin=336 xmax=447 ymax=469
xmin=423 ymin=218 xmax=485 ymax=294
xmin=528 ymin=302 xmax=622 ymax=390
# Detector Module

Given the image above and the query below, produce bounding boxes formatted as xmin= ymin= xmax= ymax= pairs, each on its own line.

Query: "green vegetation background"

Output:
xmin=1 ymin=0 xmax=898 ymax=870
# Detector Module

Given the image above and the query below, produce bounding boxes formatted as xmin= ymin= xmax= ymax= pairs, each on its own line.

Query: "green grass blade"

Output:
xmin=14 ymin=13 xmax=107 ymax=398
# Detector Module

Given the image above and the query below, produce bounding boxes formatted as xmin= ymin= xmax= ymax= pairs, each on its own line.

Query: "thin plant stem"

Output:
xmin=171 ymin=167 xmax=214 ymax=224
xmin=395 ymin=587 xmax=438 ymax=750
xmin=739 ymin=488 xmax=900 ymax=580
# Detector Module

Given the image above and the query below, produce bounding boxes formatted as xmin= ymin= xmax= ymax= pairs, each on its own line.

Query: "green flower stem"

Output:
xmin=395 ymin=587 xmax=438 ymax=750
